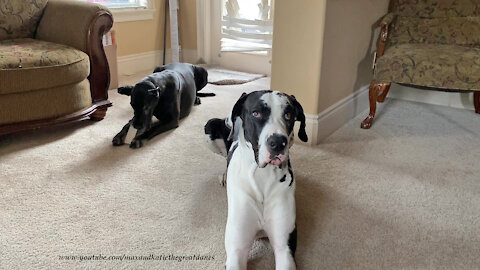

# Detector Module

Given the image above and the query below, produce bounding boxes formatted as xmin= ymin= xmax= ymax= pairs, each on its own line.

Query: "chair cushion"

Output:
xmin=374 ymin=43 xmax=480 ymax=90
xmin=0 ymin=80 xmax=92 ymax=125
xmin=390 ymin=16 xmax=480 ymax=47
xmin=390 ymin=0 xmax=480 ymax=18
xmin=0 ymin=38 xmax=90 ymax=95
xmin=0 ymin=0 xmax=49 ymax=41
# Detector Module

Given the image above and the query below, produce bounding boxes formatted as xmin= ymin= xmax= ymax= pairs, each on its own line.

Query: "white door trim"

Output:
xmin=196 ymin=0 xmax=211 ymax=64
xmin=198 ymin=0 xmax=271 ymax=75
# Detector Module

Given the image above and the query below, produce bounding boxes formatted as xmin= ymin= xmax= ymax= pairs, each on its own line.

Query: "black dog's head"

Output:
xmin=204 ymin=117 xmax=232 ymax=157
xmin=193 ymin=65 xmax=208 ymax=91
xmin=118 ymin=81 xmax=159 ymax=132
xmin=229 ymin=90 xmax=307 ymax=168
xmin=205 ymin=118 xmax=230 ymax=140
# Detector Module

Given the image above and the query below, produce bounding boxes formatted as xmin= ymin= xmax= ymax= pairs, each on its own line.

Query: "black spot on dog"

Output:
xmin=288 ymin=171 xmax=294 ymax=186
xmin=288 ymin=226 xmax=297 ymax=258
xmin=288 ymin=160 xmax=294 ymax=186
xmin=197 ymin=92 xmax=216 ymax=97
xmin=279 ymin=174 xmax=286 ymax=183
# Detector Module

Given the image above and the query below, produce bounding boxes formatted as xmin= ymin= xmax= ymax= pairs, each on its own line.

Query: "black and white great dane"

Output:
xmin=205 ymin=90 xmax=308 ymax=270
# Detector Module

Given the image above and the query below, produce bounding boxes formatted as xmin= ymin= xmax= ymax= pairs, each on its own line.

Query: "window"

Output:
xmin=221 ymin=0 xmax=274 ymax=53
xmin=78 ymin=0 xmax=154 ymax=22
xmin=80 ymin=0 xmax=147 ymax=9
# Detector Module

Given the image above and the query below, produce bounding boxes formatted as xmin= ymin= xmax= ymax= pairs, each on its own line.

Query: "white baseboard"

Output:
xmin=117 ymin=49 xmax=199 ymax=76
xmin=389 ymin=84 xmax=475 ymax=111
xmin=302 ymin=85 xmax=370 ymax=145
xmin=301 ymin=83 xmax=477 ymax=145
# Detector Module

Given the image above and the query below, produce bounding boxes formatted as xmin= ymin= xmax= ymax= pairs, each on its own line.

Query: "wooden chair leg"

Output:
xmin=474 ymin=92 xmax=480 ymax=114
xmin=377 ymin=83 xmax=391 ymax=103
xmin=361 ymin=80 xmax=391 ymax=129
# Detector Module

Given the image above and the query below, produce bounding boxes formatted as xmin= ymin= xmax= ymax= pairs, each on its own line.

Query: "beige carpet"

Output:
xmin=1 ymin=77 xmax=480 ymax=269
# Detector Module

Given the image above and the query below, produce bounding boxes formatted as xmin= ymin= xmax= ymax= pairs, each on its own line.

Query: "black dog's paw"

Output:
xmin=112 ymin=136 xmax=125 ymax=146
xmin=195 ymin=97 xmax=201 ymax=105
xmin=129 ymin=139 xmax=144 ymax=149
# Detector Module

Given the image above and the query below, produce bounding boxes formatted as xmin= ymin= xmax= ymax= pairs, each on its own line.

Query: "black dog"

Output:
xmin=113 ymin=63 xmax=208 ymax=148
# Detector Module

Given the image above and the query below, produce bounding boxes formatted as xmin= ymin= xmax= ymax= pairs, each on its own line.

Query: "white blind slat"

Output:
xmin=222 ymin=28 xmax=272 ymax=41
xmin=222 ymin=21 xmax=273 ymax=32
xmin=221 ymin=34 xmax=272 ymax=45
xmin=222 ymin=47 xmax=270 ymax=52
xmin=220 ymin=1 xmax=272 ymax=53
xmin=222 ymin=16 xmax=273 ymax=27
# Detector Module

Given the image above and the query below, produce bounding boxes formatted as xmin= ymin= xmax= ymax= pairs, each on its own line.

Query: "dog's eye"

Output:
xmin=284 ymin=113 xmax=292 ymax=120
xmin=252 ymin=111 xmax=261 ymax=118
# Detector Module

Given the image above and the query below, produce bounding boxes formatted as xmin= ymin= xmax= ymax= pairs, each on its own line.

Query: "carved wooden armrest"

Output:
xmin=373 ymin=13 xmax=395 ymax=70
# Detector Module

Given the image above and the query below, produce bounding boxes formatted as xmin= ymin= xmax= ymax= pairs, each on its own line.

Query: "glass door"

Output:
xmin=210 ymin=0 xmax=274 ymax=75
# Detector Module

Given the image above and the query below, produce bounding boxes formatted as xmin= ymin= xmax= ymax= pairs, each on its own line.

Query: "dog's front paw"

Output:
xmin=112 ymin=136 xmax=125 ymax=146
xmin=129 ymin=139 xmax=144 ymax=149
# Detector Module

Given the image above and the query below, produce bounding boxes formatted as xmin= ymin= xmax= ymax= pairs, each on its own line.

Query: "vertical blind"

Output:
xmin=221 ymin=0 xmax=273 ymax=52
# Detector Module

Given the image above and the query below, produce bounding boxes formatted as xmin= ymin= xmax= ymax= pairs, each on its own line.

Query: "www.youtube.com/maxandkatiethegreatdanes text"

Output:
xmin=58 ymin=253 xmax=215 ymax=262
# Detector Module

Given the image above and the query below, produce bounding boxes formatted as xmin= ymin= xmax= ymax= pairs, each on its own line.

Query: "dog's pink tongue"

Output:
xmin=270 ymin=158 xmax=283 ymax=166
xmin=269 ymin=154 xmax=286 ymax=166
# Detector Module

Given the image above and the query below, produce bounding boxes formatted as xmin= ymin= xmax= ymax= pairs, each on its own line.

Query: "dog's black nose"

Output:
xmin=267 ymin=134 xmax=288 ymax=153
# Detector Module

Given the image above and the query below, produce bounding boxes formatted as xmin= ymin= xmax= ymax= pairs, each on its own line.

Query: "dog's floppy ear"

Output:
xmin=290 ymin=95 xmax=308 ymax=142
xmin=193 ymin=65 xmax=208 ymax=91
xmin=227 ymin=92 xmax=248 ymax=141
xmin=141 ymin=81 xmax=160 ymax=99
xmin=148 ymin=87 xmax=160 ymax=98
xmin=153 ymin=65 xmax=166 ymax=73
xmin=118 ymin=86 xmax=134 ymax=96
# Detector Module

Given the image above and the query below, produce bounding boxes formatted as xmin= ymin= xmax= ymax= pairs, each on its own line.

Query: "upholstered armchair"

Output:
xmin=361 ymin=0 xmax=480 ymax=129
xmin=0 ymin=0 xmax=113 ymax=135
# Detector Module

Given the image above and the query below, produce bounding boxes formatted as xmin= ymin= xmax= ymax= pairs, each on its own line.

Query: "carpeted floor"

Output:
xmin=1 ymin=77 xmax=479 ymax=270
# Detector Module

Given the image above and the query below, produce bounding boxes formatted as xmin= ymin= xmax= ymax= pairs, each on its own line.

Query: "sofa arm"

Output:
xmin=36 ymin=0 xmax=112 ymax=53
xmin=36 ymin=0 xmax=113 ymax=102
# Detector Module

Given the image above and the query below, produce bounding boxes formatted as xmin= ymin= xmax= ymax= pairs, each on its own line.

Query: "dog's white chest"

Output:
xmin=227 ymin=143 xmax=295 ymax=209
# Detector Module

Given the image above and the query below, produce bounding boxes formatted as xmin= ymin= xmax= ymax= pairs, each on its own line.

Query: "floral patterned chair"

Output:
xmin=361 ymin=0 xmax=480 ymax=129
xmin=0 ymin=0 xmax=113 ymax=135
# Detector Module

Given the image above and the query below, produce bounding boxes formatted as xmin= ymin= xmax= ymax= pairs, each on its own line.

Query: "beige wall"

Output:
xmin=271 ymin=0 xmax=389 ymax=144
xmin=113 ymin=0 xmax=197 ymax=57
xmin=113 ymin=0 xmax=164 ymax=57
xmin=318 ymin=0 xmax=389 ymax=112
xmin=271 ymin=0 xmax=389 ymax=115
xmin=270 ymin=0 xmax=328 ymax=115
xmin=178 ymin=0 xmax=197 ymax=50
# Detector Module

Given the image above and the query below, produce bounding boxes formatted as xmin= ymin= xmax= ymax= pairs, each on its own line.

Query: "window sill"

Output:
xmin=221 ymin=50 xmax=269 ymax=56
xmin=239 ymin=51 xmax=269 ymax=56
xmin=111 ymin=7 xmax=155 ymax=23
